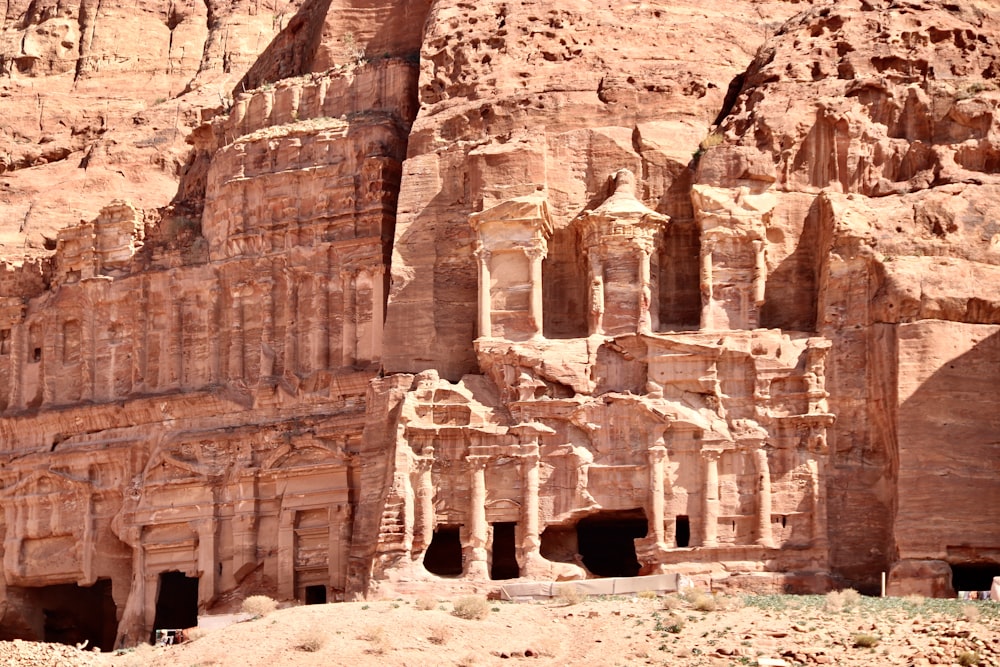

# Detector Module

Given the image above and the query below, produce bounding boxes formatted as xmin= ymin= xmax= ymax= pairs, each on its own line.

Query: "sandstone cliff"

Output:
xmin=0 ymin=0 xmax=998 ymax=651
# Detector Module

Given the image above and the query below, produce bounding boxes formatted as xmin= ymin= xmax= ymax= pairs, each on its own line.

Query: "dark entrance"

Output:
xmin=490 ymin=522 xmax=519 ymax=580
xmin=152 ymin=572 xmax=198 ymax=639
xmin=576 ymin=509 xmax=648 ymax=578
xmin=304 ymin=585 xmax=327 ymax=605
xmin=951 ymin=562 xmax=1000 ymax=591
xmin=675 ymin=515 xmax=691 ymax=548
xmin=0 ymin=579 xmax=117 ymax=651
xmin=424 ymin=525 xmax=463 ymax=576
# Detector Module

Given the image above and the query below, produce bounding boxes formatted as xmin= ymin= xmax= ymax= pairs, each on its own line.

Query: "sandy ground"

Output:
xmin=3 ymin=593 xmax=999 ymax=667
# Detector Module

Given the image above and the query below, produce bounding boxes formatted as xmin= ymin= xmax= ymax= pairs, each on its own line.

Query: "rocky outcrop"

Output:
xmin=0 ymin=0 xmax=999 ymax=651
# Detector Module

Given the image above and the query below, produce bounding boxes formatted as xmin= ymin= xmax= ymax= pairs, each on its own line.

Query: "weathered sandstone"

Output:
xmin=0 ymin=0 xmax=998 ymax=652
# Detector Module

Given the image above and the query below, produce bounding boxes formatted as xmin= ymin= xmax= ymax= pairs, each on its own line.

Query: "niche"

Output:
xmin=424 ymin=525 xmax=463 ymax=577
xmin=490 ymin=522 xmax=519 ymax=580
xmin=304 ymin=585 xmax=327 ymax=605
xmin=576 ymin=509 xmax=648 ymax=578
xmin=1 ymin=579 xmax=118 ymax=651
xmin=951 ymin=562 xmax=1000 ymax=592
xmin=675 ymin=515 xmax=691 ymax=548
xmin=152 ymin=572 xmax=199 ymax=641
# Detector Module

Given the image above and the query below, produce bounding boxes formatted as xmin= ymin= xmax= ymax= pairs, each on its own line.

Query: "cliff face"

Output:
xmin=0 ymin=0 xmax=998 ymax=650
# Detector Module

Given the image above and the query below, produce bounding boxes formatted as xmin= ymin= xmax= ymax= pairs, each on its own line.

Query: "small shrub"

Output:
xmin=297 ymin=626 xmax=326 ymax=652
xmin=428 ymin=624 xmax=451 ymax=645
xmin=241 ymin=595 xmax=278 ymax=618
xmin=661 ymin=595 xmax=683 ymax=611
xmin=841 ymin=588 xmax=862 ymax=608
xmin=852 ymin=633 xmax=879 ymax=648
xmin=699 ymin=131 xmax=725 ymax=151
xmin=691 ymin=594 xmax=717 ymax=612
xmin=452 ymin=595 xmax=490 ymax=620
xmin=962 ymin=604 xmax=981 ymax=622
xmin=556 ymin=584 xmax=584 ymax=606
xmin=958 ymin=650 xmax=981 ymax=666
xmin=359 ymin=625 xmax=389 ymax=655
xmin=638 ymin=590 xmax=658 ymax=599
xmin=415 ymin=595 xmax=437 ymax=611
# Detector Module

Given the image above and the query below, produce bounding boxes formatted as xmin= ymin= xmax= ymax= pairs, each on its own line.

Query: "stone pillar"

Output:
xmin=196 ymin=518 xmax=216 ymax=608
xmin=466 ymin=456 xmax=489 ymax=578
xmin=520 ymin=450 xmax=541 ymax=573
xmin=277 ymin=509 xmax=296 ymax=599
xmin=701 ymin=450 xmax=720 ymax=547
xmin=341 ymin=269 xmax=357 ymax=366
xmin=527 ymin=246 xmax=544 ymax=338
xmin=588 ymin=252 xmax=604 ymax=335
xmin=414 ymin=449 xmax=435 ymax=554
xmin=647 ymin=445 xmax=668 ymax=546
xmin=638 ymin=242 xmax=653 ymax=334
xmin=475 ymin=246 xmax=492 ymax=339
xmin=807 ymin=456 xmax=828 ymax=549
xmin=752 ymin=239 xmax=767 ymax=305
xmin=700 ymin=238 xmax=715 ymax=330
xmin=755 ymin=448 xmax=774 ymax=548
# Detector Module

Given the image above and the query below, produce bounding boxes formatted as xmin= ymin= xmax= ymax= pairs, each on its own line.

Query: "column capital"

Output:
xmin=646 ymin=444 xmax=668 ymax=463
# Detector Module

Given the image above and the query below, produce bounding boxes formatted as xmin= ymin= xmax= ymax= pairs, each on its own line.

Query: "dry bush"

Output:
xmin=841 ymin=588 xmax=862 ymax=608
xmin=902 ymin=593 xmax=925 ymax=605
xmin=241 ymin=595 xmax=278 ymax=617
xmin=359 ymin=624 xmax=389 ymax=655
xmin=852 ymin=633 xmax=879 ymax=648
xmin=637 ymin=590 xmax=658 ymax=599
xmin=715 ymin=594 xmax=744 ymax=611
xmin=452 ymin=595 xmax=490 ymax=620
xmin=555 ymin=584 xmax=584 ymax=606
xmin=958 ymin=650 xmax=981 ymax=666
xmin=661 ymin=594 xmax=683 ymax=611
xmin=184 ymin=627 xmax=208 ymax=641
xmin=962 ymin=604 xmax=981 ymax=622
xmin=297 ymin=626 xmax=327 ymax=652
xmin=824 ymin=589 xmax=860 ymax=612
xmin=428 ymin=624 xmax=451 ymax=645
xmin=690 ymin=593 xmax=717 ymax=612
xmin=415 ymin=594 xmax=438 ymax=611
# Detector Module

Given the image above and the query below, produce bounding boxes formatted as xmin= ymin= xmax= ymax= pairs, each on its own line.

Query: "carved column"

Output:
xmin=342 ymin=269 xmax=357 ymax=366
xmin=526 ymin=245 xmax=544 ymax=338
xmin=466 ymin=456 xmax=489 ymax=578
xmin=701 ymin=450 xmax=721 ymax=547
xmin=808 ymin=454 xmax=828 ymax=549
xmin=752 ymin=239 xmax=767 ymax=305
xmin=647 ymin=444 xmax=668 ymax=546
xmin=520 ymin=449 xmax=541 ymax=573
xmin=475 ymin=245 xmax=492 ymax=339
xmin=588 ymin=251 xmax=604 ymax=335
xmin=196 ymin=518 xmax=216 ymax=608
xmin=637 ymin=240 xmax=653 ymax=334
xmin=277 ymin=509 xmax=296 ymax=599
xmin=700 ymin=238 xmax=715 ymax=330
xmin=755 ymin=448 xmax=774 ymax=548
xmin=413 ymin=447 xmax=435 ymax=554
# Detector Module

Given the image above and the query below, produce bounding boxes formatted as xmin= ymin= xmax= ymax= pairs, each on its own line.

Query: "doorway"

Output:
xmin=490 ymin=522 xmax=519 ymax=580
xmin=576 ymin=510 xmax=648 ymax=577
xmin=152 ymin=572 xmax=199 ymax=639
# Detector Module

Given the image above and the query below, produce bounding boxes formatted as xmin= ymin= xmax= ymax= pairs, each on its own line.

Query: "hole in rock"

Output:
xmin=152 ymin=571 xmax=198 ymax=641
xmin=424 ymin=524 xmax=463 ymax=576
xmin=576 ymin=509 xmax=647 ymax=577
xmin=675 ymin=515 xmax=691 ymax=548
xmin=540 ymin=524 xmax=578 ymax=564
xmin=2 ymin=579 xmax=117 ymax=651
xmin=490 ymin=522 xmax=519 ymax=580
xmin=304 ymin=585 xmax=327 ymax=605
xmin=951 ymin=562 xmax=1000 ymax=591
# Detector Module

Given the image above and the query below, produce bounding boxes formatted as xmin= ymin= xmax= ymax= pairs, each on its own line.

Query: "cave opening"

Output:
xmin=576 ymin=509 xmax=648 ymax=578
xmin=152 ymin=571 xmax=198 ymax=640
xmin=0 ymin=579 xmax=118 ymax=651
xmin=424 ymin=524 xmax=463 ymax=576
xmin=951 ymin=562 xmax=1000 ymax=592
xmin=304 ymin=585 xmax=327 ymax=605
xmin=490 ymin=522 xmax=519 ymax=580
xmin=675 ymin=515 xmax=691 ymax=548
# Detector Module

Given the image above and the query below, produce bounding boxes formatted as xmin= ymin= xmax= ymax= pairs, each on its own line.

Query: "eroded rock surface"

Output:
xmin=0 ymin=0 xmax=997 ymax=651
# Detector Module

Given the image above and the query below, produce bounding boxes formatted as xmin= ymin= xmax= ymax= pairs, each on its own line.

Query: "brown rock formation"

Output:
xmin=0 ymin=0 xmax=998 ymax=651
